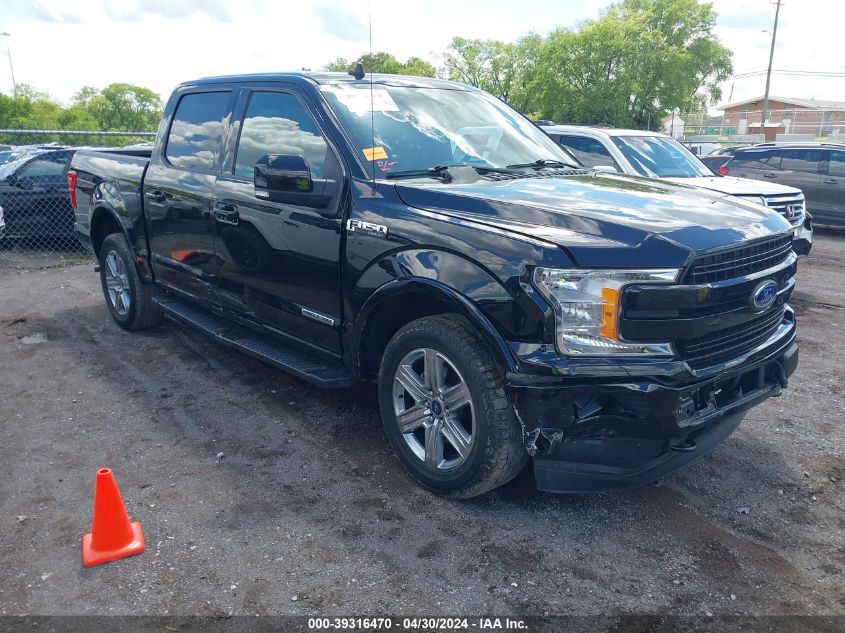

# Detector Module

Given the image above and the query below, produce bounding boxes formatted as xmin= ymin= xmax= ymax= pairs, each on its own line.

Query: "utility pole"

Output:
xmin=1 ymin=32 xmax=15 ymax=96
xmin=762 ymin=0 xmax=782 ymax=125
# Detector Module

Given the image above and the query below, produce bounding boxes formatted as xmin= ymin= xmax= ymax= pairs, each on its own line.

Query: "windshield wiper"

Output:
xmin=506 ymin=158 xmax=578 ymax=169
xmin=385 ymin=165 xmax=456 ymax=181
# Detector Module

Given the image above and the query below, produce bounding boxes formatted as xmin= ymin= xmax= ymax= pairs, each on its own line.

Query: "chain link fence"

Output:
xmin=668 ymin=106 xmax=845 ymax=154
xmin=0 ymin=130 xmax=154 ymax=264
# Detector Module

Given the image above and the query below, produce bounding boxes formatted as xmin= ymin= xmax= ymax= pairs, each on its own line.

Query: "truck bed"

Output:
xmin=70 ymin=148 xmax=152 ymax=252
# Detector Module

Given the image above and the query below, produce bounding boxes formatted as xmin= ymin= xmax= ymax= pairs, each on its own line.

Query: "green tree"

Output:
xmin=0 ymin=82 xmax=163 ymax=145
xmin=444 ymin=37 xmax=529 ymax=107
xmin=0 ymin=84 xmax=62 ymax=131
xmin=76 ymin=83 xmax=162 ymax=132
xmin=325 ymin=52 xmax=436 ymax=77
xmin=443 ymin=0 xmax=731 ymax=128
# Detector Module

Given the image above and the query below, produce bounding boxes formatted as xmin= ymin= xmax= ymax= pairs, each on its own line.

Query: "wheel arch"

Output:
xmin=89 ymin=202 xmax=129 ymax=258
xmin=353 ymin=277 xmax=520 ymax=381
xmin=89 ymin=200 xmax=152 ymax=283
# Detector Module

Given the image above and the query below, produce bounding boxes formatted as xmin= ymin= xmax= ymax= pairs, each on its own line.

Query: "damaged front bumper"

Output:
xmin=507 ymin=331 xmax=798 ymax=493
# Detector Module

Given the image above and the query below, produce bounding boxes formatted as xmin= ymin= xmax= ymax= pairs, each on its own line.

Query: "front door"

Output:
xmin=757 ymin=148 xmax=824 ymax=215
xmin=817 ymin=149 xmax=845 ymax=225
xmin=212 ymin=87 xmax=345 ymax=355
xmin=144 ymin=90 xmax=234 ymax=307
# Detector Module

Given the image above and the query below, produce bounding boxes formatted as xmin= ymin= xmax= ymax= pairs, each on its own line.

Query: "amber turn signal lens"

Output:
xmin=599 ymin=287 xmax=620 ymax=340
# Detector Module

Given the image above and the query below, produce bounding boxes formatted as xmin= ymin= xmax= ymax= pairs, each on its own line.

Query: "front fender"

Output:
xmin=350 ymin=248 xmax=530 ymax=375
xmin=357 ymin=276 xmax=520 ymax=374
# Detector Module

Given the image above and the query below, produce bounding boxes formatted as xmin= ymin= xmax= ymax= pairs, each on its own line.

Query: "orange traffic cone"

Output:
xmin=82 ymin=468 xmax=145 ymax=567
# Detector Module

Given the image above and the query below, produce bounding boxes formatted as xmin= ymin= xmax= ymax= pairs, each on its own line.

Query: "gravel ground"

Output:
xmin=0 ymin=234 xmax=842 ymax=623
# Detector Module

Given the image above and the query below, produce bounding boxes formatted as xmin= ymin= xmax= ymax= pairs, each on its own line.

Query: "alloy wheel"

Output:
xmin=104 ymin=249 xmax=131 ymax=317
xmin=392 ymin=347 xmax=475 ymax=471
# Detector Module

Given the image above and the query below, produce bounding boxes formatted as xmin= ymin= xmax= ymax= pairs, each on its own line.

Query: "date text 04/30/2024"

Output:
xmin=307 ymin=617 xmax=528 ymax=630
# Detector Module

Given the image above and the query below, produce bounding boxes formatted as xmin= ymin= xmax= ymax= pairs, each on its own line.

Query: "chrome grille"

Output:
xmin=762 ymin=193 xmax=805 ymax=226
xmin=681 ymin=234 xmax=793 ymax=284
xmin=677 ymin=307 xmax=788 ymax=369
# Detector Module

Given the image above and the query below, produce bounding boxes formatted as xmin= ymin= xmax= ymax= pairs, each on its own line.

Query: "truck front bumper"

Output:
xmin=792 ymin=214 xmax=813 ymax=256
xmin=507 ymin=337 xmax=798 ymax=493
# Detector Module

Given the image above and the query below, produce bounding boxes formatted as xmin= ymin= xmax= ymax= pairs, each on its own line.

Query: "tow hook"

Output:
xmin=672 ymin=438 xmax=697 ymax=453
xmin=772 ymin=362 xmax=789 ymax=390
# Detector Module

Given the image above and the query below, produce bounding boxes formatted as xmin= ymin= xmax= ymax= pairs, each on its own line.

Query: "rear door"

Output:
xmin=144 ymin=90 xmax=235 ymax=307
xmin=212 ymin=85 xmax=346 ymax=355
xmin=817 ymin=149 xmax=845 ymax=225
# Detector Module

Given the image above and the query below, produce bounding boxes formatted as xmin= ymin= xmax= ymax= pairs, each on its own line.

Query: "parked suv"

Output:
xmin=542 ymin=126 xmax=813 ymax=255
xmin=69 ymin=73 xmax=799 ymax=497
xmin=724 ymin=143 xmax=845 ymax=227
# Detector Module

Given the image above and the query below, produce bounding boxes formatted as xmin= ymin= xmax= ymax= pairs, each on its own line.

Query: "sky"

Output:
xmin=0 ymin=0 xmax=843 ymax=111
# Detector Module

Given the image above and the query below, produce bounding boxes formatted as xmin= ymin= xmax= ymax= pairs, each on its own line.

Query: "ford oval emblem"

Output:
xmin=750 ymin=279 xmax=778 ymax=311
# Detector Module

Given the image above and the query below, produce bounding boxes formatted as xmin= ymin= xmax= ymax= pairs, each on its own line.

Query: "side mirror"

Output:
xmin=592 ymin=165 xmax=618 ymax=173
xmin=254 ymin=154 xmax=337 ymax=210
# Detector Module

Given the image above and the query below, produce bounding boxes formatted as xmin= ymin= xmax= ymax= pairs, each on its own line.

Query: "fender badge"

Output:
xmin=346 ymin=219 xmax=388 ymax=238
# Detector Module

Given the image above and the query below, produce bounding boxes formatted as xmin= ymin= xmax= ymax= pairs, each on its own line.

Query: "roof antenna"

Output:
xmin=348 ymin=62 xmax=365 ymax=81
xmin=367 ymin=0 xmax=376 ymax=193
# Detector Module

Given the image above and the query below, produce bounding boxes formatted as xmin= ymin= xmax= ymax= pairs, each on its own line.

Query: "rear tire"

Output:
xmin=99 ymin=233 xmax=162 ymax=331
xmin=378 ymin=314 xmax=527 ymax=498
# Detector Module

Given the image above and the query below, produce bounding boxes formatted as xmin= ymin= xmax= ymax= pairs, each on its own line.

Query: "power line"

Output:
xmin=730 ymin=69 xmax=845 ymax=79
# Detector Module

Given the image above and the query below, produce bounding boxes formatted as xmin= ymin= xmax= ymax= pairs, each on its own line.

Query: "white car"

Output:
xmin=541 ymin=125 xmax=813 ymax=255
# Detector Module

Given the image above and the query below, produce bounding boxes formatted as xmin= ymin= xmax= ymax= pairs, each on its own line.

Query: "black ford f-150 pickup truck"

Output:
xmin=69 ymin=72 xmax=799 ymax=497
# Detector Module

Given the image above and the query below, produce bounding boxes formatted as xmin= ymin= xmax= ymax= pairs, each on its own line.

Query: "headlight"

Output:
xmin=533 ymin=268 xmax=680 ymax=356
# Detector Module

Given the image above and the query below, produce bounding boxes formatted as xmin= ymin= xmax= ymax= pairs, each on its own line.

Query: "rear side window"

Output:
xmin=556 ymin=135 xmax=619 ymax=169
xmin=778 ymin=149 xmax=823 ymax=174
xmin=166 ymin=91 xmax=232 ymax=170
xmin=234 ymin=91 xmax=329 ymax=179
xmin=829 ymin=150 xmax=845 ymax=177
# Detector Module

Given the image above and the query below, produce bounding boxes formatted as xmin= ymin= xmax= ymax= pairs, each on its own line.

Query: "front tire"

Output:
xmin=378 ymin=315 xmax=527 ymax=498
xmin=99 ymin=233 xmax=162 ymax=331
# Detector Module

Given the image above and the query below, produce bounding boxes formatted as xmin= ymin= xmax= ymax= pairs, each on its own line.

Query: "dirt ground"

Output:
xmin=0 ymin=234 xmax=842 ymax=623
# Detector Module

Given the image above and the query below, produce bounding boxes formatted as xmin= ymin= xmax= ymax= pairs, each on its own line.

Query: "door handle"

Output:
xmin=823 ymin=178 xmax=838 ymax=184
xmin=145 ymin=190 xmax=166 ymax=203
xmin=763 ymin=172 xmax=777 ymax=179
xmin=212 ymin=204 xmax=239 ymax=225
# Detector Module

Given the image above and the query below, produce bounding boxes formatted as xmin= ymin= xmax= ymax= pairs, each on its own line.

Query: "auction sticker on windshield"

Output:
xmin=324 ymin=86 xmax=399 ymax=114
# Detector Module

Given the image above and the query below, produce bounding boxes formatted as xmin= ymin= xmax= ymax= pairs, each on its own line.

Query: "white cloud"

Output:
xmin=711 ymin=0 xmax=845 ymax=105
xmin=0 ymin=0 xmax=840 ymax=114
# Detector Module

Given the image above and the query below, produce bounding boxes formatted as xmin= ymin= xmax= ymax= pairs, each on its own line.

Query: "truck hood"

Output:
xmin=663 ymin=175 xmax=802 ymax=197
xmin=394 ymin=172 xmax=792 ymax=268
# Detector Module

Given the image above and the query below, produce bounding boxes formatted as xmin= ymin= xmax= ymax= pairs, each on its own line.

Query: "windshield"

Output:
xmin=320 ymin=83 xmax=577 ymax=177
xmin=611 ymin=135 xmax=712 ymax=178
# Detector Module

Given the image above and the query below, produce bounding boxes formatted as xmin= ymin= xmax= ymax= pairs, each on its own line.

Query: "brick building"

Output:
xmin=718 ymin=96 xmax=845 ymax=139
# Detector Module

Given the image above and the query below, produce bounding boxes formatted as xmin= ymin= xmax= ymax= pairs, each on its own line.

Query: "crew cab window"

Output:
xmin=165 ymin=91 xmax=231 ymax=170
xmin=234 ymin=91 xmax=328 ymax=179
xmin=18 ymin=153 xmax=70 ymax=179
xmin=777 ymin=149 xmax=823 ymax=174
xmin=556 ymin=135 xmax=619 ymax=169
xmin=829 ymin=150 xmax=845 ymax=177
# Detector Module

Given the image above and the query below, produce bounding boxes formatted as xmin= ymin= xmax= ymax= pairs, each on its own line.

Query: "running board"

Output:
xmin=153 ymin=295 xmax=355 ymax=388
